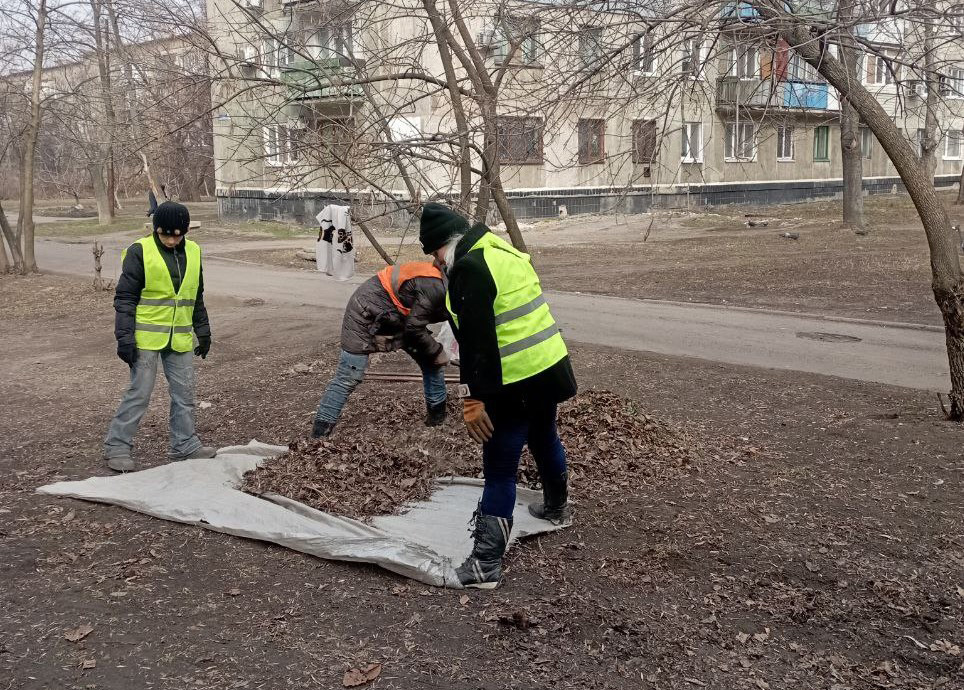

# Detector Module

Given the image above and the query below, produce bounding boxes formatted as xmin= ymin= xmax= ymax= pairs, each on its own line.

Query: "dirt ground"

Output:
xmin=1 ymin=273 xmax=961 ymax=690
xmin=221 ymin=192 xmax=964 ymax=326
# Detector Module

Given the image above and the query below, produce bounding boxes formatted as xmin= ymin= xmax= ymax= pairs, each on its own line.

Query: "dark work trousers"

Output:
xmin=480 ymin=400 xmax=567 ymax=519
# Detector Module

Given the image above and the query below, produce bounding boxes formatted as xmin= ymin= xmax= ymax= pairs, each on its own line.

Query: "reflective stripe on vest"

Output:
xmin=446 ymin=233 xmax=567 ymax=385
xmin=128 ymin=236 xmax=201 ymax=352
xmin=376 ymin=261 xmax=443 ymax=316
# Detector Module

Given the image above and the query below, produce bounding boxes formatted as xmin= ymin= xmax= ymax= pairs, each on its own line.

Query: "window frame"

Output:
xmin=496 ymin=116 xmax=544 ymax=165
xmin=578 ymin=26 xmax=605 ymax=70
xmin=679 ymin=36 xmax=704 ymax=79
xmin=860 ymin=126 xmax=874 ymax=159
xmin=635 ymin=32 xmax=657 ymax=75
xmin=944 ymin=129 xmax=963 ymax=160
xmin=813 ymin=125 xmax=831 ymax=161
xmin=680 ymin=121 xmax=703 ymax=163
xmin=493 ymin=16 xmax=541 ymax=67
xmin=632 ymin=118 xmax=658 ymax=164
xmin=729 ymin=45 xmax=758 ymax=79
xmin=776 ymin=125 xmax=795 ymax=161
xmin=577 ymin=118 xmax=606 ymax=165
xmin=724 ymin=121 xmax=757 ymax=161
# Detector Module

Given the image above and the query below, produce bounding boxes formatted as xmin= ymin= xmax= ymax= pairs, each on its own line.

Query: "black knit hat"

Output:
xmin=419 ymin=203 xmax=469 ymax=254
xmin=152 ymin=201 xmax=191 ymax=236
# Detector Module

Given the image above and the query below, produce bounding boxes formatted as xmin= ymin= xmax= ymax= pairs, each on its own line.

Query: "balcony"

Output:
xmin=716 ymin=77 xmax=776 ymax=109
xmin=281 ymin=59 xmax=364 ymax=102
xmin=716 ymin=77 xmax=837 ymax=113
xmin=782 ymin=81 xmax=834 ymax=111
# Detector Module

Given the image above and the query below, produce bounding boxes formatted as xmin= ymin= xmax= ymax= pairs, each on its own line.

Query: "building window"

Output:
xmin=681 ymin=121 xmax=703 ymax=162
xmin=264 ymin=124 xmax=301 ymax=166
xmin=860 ymin=127 xmax=874 ymax=159
xmin=916 ymin=128 xmax=927 ymax=157
xmin=313 ymin=116 xmax=355 ymax=162
xmin=813 ymin=125 xmax=830 ymax=161
xmin=632 ymin=119 xmax=658 ymax=164
xmin=730 ymin=45 xmax=758 ymax=79
xmin=310 ymin=24 xmax=354 ymax=61
xmin=577 ymin=119 xmax=605 ymax=164
xmin=940 ymin=68 xmax=964 ymax=98
xmin=945 ymin=130 xmax=963 ymax=159
xmin=950 ymin=4 xmax=964 ymax=31
xmin=635 ymin=33 xmax=656 ymax=75
xmin=865 ymin=54 xmax=895 ymax=85
xmin=578 ymin=27 xmax=604 ymax=69
xmin=724 ymin=121 xmax=756 ymax=160
xmin=680 ymin=37 xmax=703 ymax=77
xmin=496 ymin=116 xmax=544 ymax=164
xmin=262 ymin=36 xmax=295 ymax=75
xmin=493 ymin=17 xmax=540 ymax=66
xmin=776 ymin=125 xmax=794 ymax=160
xmin=788 ymin=54 xmax=819 ymax=82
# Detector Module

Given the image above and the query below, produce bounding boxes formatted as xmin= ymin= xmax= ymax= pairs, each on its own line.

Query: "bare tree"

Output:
xmin=748 ymin=0 xmax=964 ymax=418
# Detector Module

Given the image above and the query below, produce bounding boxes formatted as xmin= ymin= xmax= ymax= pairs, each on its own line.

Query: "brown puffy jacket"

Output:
xmin=340 ymin=273 xmax=447 ymax=364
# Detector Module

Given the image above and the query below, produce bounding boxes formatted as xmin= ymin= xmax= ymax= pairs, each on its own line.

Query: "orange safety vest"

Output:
xmin=376 ymin=261 xmax=444 ymax=316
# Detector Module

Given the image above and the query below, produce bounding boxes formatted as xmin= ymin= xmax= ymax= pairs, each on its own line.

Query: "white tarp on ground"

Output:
xmin=36 ymin=441 xmax=567 ymax=588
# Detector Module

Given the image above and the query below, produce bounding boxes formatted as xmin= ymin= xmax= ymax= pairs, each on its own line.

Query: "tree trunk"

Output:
xmin=421 ymin=0 xmax=473 ymax=213
xmin=0 ymin=200 xmax=23 ymax=272
xmin=922 ymin=19 xmax=939 ymax=180
xmin=89 ymin=162 xmax=112 ymax=225
xmin=89 ymin=0 xmax=116 ymax=224
xmin=956 ymin=165 xmax=964 ymax=204
xmin=838 ymin=0 xmax=864 ymax=230
xmin=755 ymin=3 xmax=964 ymax=419
xmin=0 ymin=203 xmax=10 ymax=273
xmin=841 ymin=103 xmax=865 ymax=230
xmin=17 ymin=0 xmax=47 ymax=274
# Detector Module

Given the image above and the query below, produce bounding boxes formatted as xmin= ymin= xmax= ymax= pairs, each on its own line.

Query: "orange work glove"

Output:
xmin=463 ymin=398 xmax=494 ymax=444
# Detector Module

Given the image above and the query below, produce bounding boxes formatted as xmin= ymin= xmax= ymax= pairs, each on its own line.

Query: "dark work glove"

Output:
xmin=117 ymin=342 xmax=138 ymax=368
xmin=194 ymin=336 xmax=211 ymax=359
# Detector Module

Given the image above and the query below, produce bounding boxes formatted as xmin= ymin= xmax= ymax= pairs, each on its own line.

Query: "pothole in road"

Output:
xmin=795 ymin=331 xmax=863 ymax=343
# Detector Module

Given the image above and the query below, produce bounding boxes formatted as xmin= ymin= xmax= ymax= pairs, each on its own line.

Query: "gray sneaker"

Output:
xmin=172 ymin=446 xmax=217 ymax=461
xmin=106 ymin=456 xmax=136 ymax=473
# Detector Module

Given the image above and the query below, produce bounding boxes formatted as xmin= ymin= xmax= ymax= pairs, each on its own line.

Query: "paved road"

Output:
xmin=36 ymin=237 xmax=950 ymax=392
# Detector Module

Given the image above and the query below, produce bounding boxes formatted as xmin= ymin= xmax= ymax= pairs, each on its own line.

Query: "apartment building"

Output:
xmin=206 ymin=0 xmax=964 ymax=222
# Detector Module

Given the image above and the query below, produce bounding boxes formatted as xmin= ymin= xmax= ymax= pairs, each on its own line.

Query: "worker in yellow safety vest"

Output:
xmin=419 ymin=203 xmax=578 ymax=589
xmin=103 ymin=201 xmax=216 ymax=472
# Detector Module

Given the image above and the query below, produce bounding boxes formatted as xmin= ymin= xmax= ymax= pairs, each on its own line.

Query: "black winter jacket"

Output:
xmin=340 ymin=272 xmax=447 ymax=364
xmin=446 ymin=223 xmax=577 ymax=408
xmin=114 ymin=232 xmax=211 ymax=348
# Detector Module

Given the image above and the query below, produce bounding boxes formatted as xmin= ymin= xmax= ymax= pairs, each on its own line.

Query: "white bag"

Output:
xmin=435 ymin=322 xmax=459 ymax=365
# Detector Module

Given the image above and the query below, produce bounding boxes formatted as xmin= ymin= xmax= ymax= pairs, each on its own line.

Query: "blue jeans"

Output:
xmin=314 ymin=350 xmax=447 ymax=424
xmin=480 ymin=402 xmax=567 ymax=519
xmin=104 ymin=349 xmax=203 ymax=459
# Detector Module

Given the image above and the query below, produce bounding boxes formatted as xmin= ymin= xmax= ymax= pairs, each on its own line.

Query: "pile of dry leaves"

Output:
xmin=240 ymin=390 xmax=705 ymax=520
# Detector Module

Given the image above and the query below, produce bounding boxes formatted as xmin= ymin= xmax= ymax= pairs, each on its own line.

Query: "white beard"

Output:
xmin=440 ymin=236 xmax=461 ymax=275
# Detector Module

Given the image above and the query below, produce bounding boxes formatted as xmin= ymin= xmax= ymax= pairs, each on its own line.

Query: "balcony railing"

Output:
xmin=281 ymin=59 xmax=364 ymax=101
xmin=716 ymin=77 xmax=836 ymax=112
xmin=716 ymin=77 xmax=776 ymax=108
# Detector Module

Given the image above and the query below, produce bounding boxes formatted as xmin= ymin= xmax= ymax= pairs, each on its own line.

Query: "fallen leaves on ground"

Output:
xmin=241 ymin=391 xmax=710 ymax=519
xmin=64 ymin=624 xmax=94 ymax=642
xmin=342 ymin=663 xmax=382 ymax=687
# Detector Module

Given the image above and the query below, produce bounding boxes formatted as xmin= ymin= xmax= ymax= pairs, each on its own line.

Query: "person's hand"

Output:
xmin=463 ymin=398 xmax=493 ymax=443
xmin=117 ymin=342 xmax=138 ymax=368
xmin=433 ymin=349 xmax=449 ymax=367
xmin=194 ymin=336 xmax=211 ymax=359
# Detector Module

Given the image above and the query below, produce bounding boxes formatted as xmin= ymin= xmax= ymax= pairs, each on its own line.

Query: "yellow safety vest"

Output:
xmin=447 ymin=232 xmax=567 ymax=385
xmin=123 ymin=236 xmax=201 ymax=352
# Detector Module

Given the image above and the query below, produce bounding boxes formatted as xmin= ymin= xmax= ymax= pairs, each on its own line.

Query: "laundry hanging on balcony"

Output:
xmin=316 ymin=204 xmax=355 ymax=281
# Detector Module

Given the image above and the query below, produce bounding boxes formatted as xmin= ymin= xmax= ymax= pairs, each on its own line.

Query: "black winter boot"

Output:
xmin=527 ymin=471 xmax=571 ymax=525
xmin=456 ymin=507 xmax=512 ymax=589
xmin=425 ymin=400 xmax=447 ymax=427
xmin=310 ymin=419 xmax=335 ymax=439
